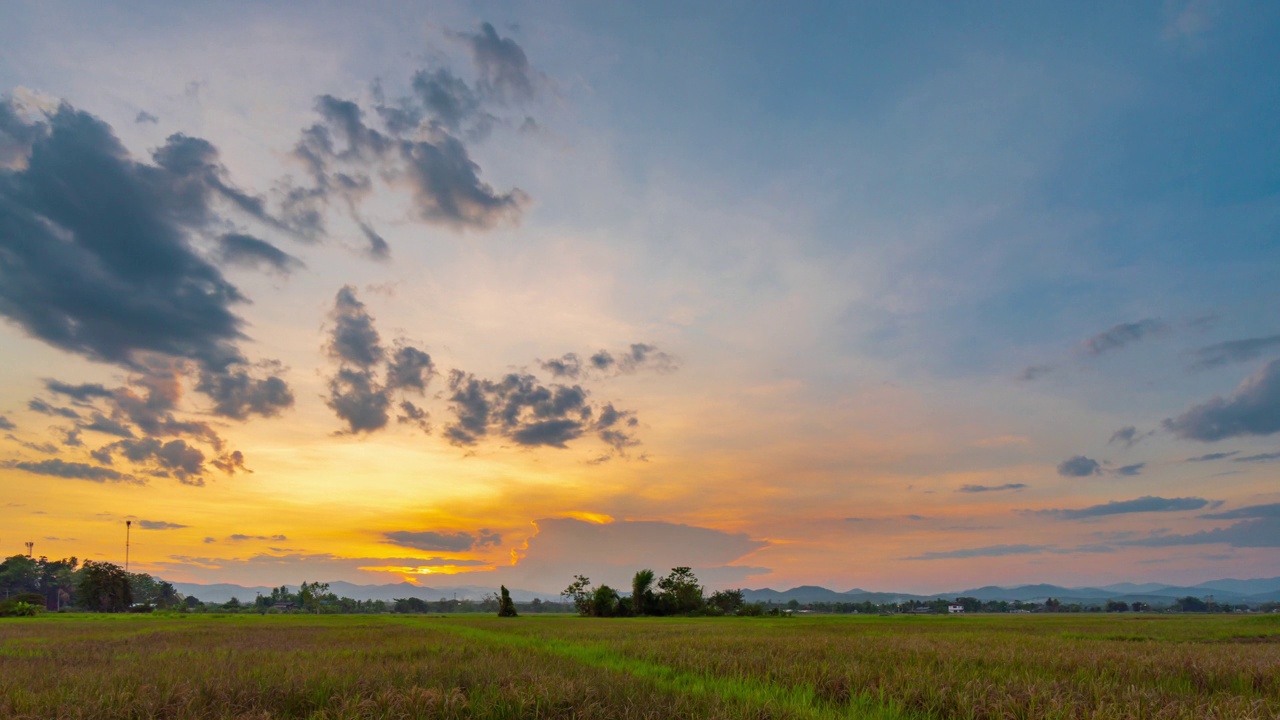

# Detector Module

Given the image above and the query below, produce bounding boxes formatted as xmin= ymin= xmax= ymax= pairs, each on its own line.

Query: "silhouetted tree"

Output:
xmin=77 ymin=560 xmax=132 ymax=612
xmin=632 ymin=569 xmax=656 ymax=615
xmin=498 ymin=585 xmax=518 ymax=617
xmin=657 ymin=567 xmax=703 ymax=614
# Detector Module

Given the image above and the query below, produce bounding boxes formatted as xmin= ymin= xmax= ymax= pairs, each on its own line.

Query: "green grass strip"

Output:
xmin=425 ymin=620 xmax=915 ymax=720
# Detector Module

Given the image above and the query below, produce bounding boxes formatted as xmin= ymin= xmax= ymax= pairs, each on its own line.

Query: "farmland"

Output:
xmin=1 ymin=613 xmax=1277 ymax=719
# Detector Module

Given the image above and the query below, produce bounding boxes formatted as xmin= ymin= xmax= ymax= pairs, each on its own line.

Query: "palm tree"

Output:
xmin=632 ymin=569 xmax=655 ymax=616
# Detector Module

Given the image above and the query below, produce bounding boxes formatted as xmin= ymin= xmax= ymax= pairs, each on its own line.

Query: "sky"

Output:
xmin=1 ymin=1 xmax=1278 ymax=595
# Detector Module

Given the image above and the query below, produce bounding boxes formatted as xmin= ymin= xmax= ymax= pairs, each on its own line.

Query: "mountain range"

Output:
xmin=172 ymin=576 xmax=1280 ymax=606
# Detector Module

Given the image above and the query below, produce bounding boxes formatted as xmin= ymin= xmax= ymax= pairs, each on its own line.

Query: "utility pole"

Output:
xmin=125 ymin=520 xmax=132 ymax=572
xmin=24 ymin=541 xmax=33 ymax=557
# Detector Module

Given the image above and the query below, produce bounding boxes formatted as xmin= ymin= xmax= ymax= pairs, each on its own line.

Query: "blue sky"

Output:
xmin=0 ymin=1 xmax=1277 ymax=593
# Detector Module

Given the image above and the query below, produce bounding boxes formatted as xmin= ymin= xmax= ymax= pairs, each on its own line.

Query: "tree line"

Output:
xmin=561 ymin=567 xmax=761 ymax=617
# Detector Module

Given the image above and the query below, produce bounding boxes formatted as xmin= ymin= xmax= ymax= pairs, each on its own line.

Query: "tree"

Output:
xmin=591 ymin=585 xmax=620 ymax=617
xmin=632 ymin=569 xmax=656 ymax=616
xmin=657 ymin=567 xmax=703 ymax=614
xmin=497 ymin=585 xmax=518 ymax=617
xmin=77 ymin=560 xmax=132 ymax=612
xmin=298 ymin=581 xmax=330 ymax=613
xmin=1105 ymin=600 xmax=1130 ymax=613
xmin=708 ymin=589 xmax=745 ymax=615
xmin=1175 ymin=596 xmax=1208 ymax=612
xmin=563 ymin=575 xmax=594 ymax=616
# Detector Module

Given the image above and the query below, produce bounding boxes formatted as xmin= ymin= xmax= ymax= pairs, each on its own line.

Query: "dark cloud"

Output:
xmin=1201 ymin=503 xmax=1280 ymax=520
xmin=1056 ymin=455 xmax=1101 ymax=477
xmin=1113 ymin=463 xmax=1145 ymax=477
xmin=957 ymin=483 xmax=1027 ymax=493
xmin=1188 ymin=334 xmax=1280 ymax=372
xmin=1033 ymin=495 xmax=1215 ymax=520
xmin=1124 ymin=517 xmax=1280 ymax=548
xmin=541 ymin=343 xmax=677 ymax=379
xmin=195 ymin=366 xmax=294 ymax=420
xmin=358 ymin=222 xmax=389 ymax=260
xmin=1108 ymin=426 xmax=1150 ymax=448
xmin=44 ymin=380 xmax=113 ymax=401
xmin=1235 ymin=452 xmax=1280 ymax=463
xmin=411 ymin=68 xmax=488 ymax=134
xmin=294 ymin=92 xmax=525 ymax=233
xmin=61 ymin=428 xmax=82 ymax=447
xmin=215 ymin=233 xmax=303 ymax=275
xmin=27 ymin=399 xmax=79 ymax=419
xmin=137 ymin=520 xmax=186 ymax=530
xmin=443 ymin=370 xmax=632 ymax=451
xmin=396 ymin=400 xmax=430 ymax=434
xmin=382 ymin=529 xmax=499 ymax=553
xmin=228 ymin=534 xmax=288 ymax=542
xmin=0 ymin=99 xmax=296 ymax=421
xmin=327 ymin=285 xmax=383 ymax=367
xmin=326 ymin=368 xmax=390 ymax=434
xmin=79 ymin=412 xmax=135 ymax=438
xmin=540 ymin=352 xmax=582 ymax=379
xmin=134 ymin=111 xmax=159 ymax=125
xmin=1183 ymin=451 xmax=1238 ymax=462
xmin=1082 ymin=318 xmax=1168 ymax=356
xmin=385 ymin=346 xmax=435 ymax=393
xmin=211 ymin=450 xmax=250 ymax=475
xmin=92 ymin=437 xmax=208 ymax=486
xmin=0 ymin=416 xmax=14 ymax=431
xmin=456 ymin=22 xmax=536 ymax=103
xmin=1164 ymin=359 xmax=1280 ymax=441
xmin=6 ymin=458 xmax=142 ymax=484
xmin=1016 ymin=364 xmax=1053 ymax=381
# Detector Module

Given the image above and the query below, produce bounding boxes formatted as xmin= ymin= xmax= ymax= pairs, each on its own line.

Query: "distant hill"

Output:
xmin=173 ymin=576 xmax=1280 ymax=607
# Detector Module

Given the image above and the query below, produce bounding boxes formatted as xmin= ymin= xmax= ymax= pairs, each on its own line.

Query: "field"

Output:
xmin=1 ymin=613 xmax=1278 ymax=719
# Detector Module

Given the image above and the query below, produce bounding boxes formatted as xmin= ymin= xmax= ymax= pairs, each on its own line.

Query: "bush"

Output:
xmin=0 ymin=600 xmax=40 ymax=617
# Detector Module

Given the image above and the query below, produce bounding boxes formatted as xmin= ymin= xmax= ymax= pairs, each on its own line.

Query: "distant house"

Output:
xmin=272 ymin=602 xmax=297 ymax=611
xmin=948 ymin=604 xmax=964 ymax=614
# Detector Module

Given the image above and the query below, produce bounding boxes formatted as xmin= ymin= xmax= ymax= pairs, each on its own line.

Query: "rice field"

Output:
xmin=1 ymin=613 xmax=1277 ymax=719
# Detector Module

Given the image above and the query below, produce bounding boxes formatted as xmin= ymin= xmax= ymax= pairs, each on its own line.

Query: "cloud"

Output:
xmin=327 ymin=368 xmax=390 ymax=434
xmin=215 ymin=233 xmax=304 ymax=275
xmin=1164 ymin=359 xmax=1280 ymax=441
xmin=321 ymin=287 xmax=437 ymax=435
xmin=0 ymin=99 xmax=296 ymax=420
xmin=6 ymin=458 xmax=143 ymax=484
xmin=455 ymin=22 xmax=536 ymax=103
xmin=1113 ymin=463 xmax=1145 ymax=477
xmin=908 ymin=544 xmax=1051 ymax=561
xmin=6 ymin=434 xmax=59 ymax=454
xmin=1082 ymin=318 xmax=1168 ymax=356
xmin=358 ymin=222 xmax=389 ymax=260
xmin=156 ymin=551 xmax=492 ymax=586
xmin=27 ymin=399 xmax=79 ymax=419
xmin=44 ymin=380 xmax=113 ymax=401
xmin=410 ymin=68 xmax=489 ymax=134
xmin=385 ymin=346 xmax=436 ymax=393
xmin=0 ymin=416 xmax=13 ymax=431
xmin=383 ymin=529 xmax=500 ymax=553
xmin=396 ymin=400 xmax=430 ymax=433
xmin=137 ymin=520 xmax=186 ymax=530
xmin=957 ymin=483 xmax=1027 ymax=493
xmin=195 ymin=365 xmax=294 ymax=420
xmin=0 ymin=102 xmax=248 ymax=370
xmin=1201 ymin=503 xmax=1280 ymax=520
xmin=1108 ymin=426 xmax=1150 ymax=448
xmin=327 ymin=285 xmax=384 ymax=368
xmin=1056 ymin=455 xmax=1101 ymax=477
xmin=91 ymin=437 xmax=208 ymax=486
xmin=134 ymin=111 xmax=158 ymax=124
xmin=1235 ymin=452 xmax=1280 ymax=463
xmin=1183 ymin=451 xmax=1238 ymax=462
xmin=541 ymin=343 xmax=678 ymax=379
xmin=79 ymin=413 xmax=135 ymax=438
xmin=1016 ymin=364 xmax=1053 ymax=381
xmin=1188 ymin=334 xmax=1280 ymax=372
xmin=444 ymin=370 xmax=639 ymax=451
xmin=1125 ymin=517 xmax=1279 ymax=548
xmin=1033 ymin=496 xmax=1215 ymax=520
xmin=228 ymin=534 xmax=288 ymax=542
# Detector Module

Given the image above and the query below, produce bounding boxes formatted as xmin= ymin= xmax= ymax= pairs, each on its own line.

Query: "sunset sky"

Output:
xmin=1 ymin=1 xmax=1278 ymax=595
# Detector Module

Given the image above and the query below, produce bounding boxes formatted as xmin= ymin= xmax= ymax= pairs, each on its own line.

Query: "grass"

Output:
xmin=1 ymin=613 xmax=1277 ymax=719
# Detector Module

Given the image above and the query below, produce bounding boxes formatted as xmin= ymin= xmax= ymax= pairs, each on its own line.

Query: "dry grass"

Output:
xmin=1 ymin=613 xmax=1277 ymax=719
